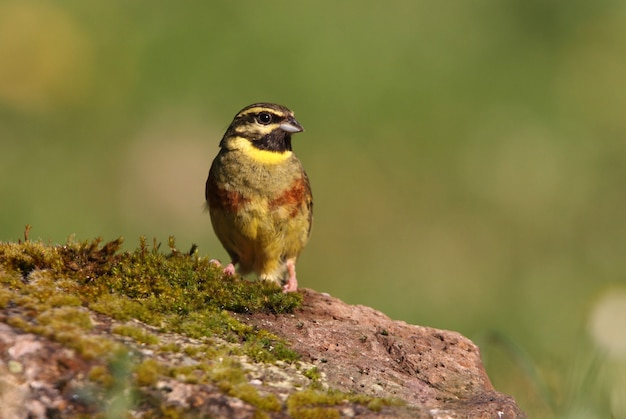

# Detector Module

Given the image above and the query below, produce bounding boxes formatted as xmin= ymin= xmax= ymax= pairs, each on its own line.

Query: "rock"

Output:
xmin=0 ymin=289 xmax=525 ymax=418
xmin=236 ymin=289 xmax=525 ymax=419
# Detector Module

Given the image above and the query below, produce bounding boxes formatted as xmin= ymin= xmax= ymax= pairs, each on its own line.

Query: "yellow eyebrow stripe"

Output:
xmin=230 ymin=137 xmax=293 ymax=164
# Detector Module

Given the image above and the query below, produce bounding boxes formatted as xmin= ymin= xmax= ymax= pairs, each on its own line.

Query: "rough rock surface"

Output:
xmin=0 ymin=288 xmax=525 ymax=418
xmin=236 ymin=289 xmax=525 ymax=418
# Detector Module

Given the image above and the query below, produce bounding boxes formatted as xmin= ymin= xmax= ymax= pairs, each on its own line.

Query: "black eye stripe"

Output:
xmin=229 ymin=113 xmax=284 ymax=136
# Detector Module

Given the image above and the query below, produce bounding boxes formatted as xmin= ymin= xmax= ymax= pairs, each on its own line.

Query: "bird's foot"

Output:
xmin=223 ymin=263 xmax=236 ymax=276
xmin=282 ymin=260 xmax=298 ymax=293
xmin=210 ymin=259 xmax=236 ymax=276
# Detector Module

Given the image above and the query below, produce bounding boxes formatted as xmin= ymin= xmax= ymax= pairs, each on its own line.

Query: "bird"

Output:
xmin=205 ymin=103 xmax=312 ymax=292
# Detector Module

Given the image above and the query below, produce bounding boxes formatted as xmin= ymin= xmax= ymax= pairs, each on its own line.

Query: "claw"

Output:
xmin=223 ymin=263 xmax=236 ymax=276
xmin=210 ymin=259 xmax=236 ymax=276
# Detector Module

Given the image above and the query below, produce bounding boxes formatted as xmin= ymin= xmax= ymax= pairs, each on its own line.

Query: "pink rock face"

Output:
xmin=236 ymin=289 xmax=525 ymax=418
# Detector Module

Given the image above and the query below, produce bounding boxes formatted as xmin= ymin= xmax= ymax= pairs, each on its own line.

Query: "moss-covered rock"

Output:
xmin=0 ymin=236 xmax=401 ymax=418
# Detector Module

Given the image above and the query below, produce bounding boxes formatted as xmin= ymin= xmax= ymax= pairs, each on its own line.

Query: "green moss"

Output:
xmin=253 ymin=411 xmax=271 ymax=419
xmin=181 ymin=343 xmax=221 ymax=360
xmin=37 ymin=306 xmax=93 ymax=330
xmin=181 ymin=344 xmax=204 ymax=357
xmin=134 ymin=359 xmax=163 ymax=387
xmin=69 ymin=335 xmax=126 ymax=360
xmin=47 ymin=293 xmax=82 ymax=307
xmin=208 ymin=356 xmax=246 ymax=382
xmin=0 ymin=237 xmax=301 ymax=363
xmin=207 ymin=358 xmax=281 ymax=412
xmin=366 ymin=397 xmax=387 ymax=412
xmin=89 ymin=365 xmax=114 ymax=388
xmin=90 ymin=294 xmax=152 ymax=322
xmin=286 ymin=388 xmax=403 ymax=418
xmin=0 ymin=287 xmax=13 ymax=308
xmin=5 ymin=315 xmax=30 ymax=330
xmin=228 ymin=382 xmax=281 ymax=412
xmin=158 ymin=342 xmax=181 ymax=353
xmin=156 ymin=405 xmax=185 ymax=419
xmin=289 ymin=401 xmax=335 ymax=418
xmin=244 ymin=329 xmax=300 ymax=363
xmin=0 ymin=240 xmax=64 ymax=277
xmin=112 ymin=324 xmax=159 ymax=345
xmin=155 ymin=355 xmax=282 ymax=412
xmin=303 ymin=367 xmax=321 ymax=381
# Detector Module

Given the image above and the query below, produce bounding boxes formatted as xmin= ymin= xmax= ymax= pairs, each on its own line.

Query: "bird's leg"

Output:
xmin=282 ymin=259 xmax=298 ymax=293
xmin=209 ymin=259 xmax=236 ymax=276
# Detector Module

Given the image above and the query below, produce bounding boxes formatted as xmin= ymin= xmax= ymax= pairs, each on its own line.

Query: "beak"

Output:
xmin=279 ymin=117 xmax=304 ymax=133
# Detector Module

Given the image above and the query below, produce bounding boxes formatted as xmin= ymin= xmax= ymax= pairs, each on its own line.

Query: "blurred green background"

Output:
xmin=2 ymin=1 xmax=626 ymax=416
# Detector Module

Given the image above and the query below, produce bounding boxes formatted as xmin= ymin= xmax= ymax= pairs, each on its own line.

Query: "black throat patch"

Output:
xmin=253 ymin=129 xmax=293 ymax=152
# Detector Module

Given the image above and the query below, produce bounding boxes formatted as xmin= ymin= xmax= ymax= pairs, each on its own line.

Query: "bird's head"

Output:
xmin=221 ymin=103 xmax=304 ymax=153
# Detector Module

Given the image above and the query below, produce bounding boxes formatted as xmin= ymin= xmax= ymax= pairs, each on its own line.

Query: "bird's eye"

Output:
xmin=257 ymin=112 xmax=272 ymax=125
